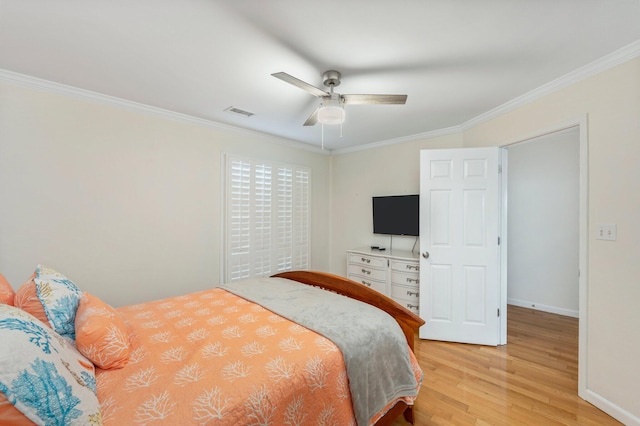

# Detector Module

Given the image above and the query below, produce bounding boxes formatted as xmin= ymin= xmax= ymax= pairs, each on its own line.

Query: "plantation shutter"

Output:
xmin=225 ymin=155 xmax=310 ymax=282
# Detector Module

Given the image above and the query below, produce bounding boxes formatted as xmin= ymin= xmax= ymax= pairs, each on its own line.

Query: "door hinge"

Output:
xmin=497 ymin=308 xmax=500 ymax=317
xmin=498 ymin=236 xmax=501 ymax=245
xmin=498 ymin=165 xmax=503 ymax=174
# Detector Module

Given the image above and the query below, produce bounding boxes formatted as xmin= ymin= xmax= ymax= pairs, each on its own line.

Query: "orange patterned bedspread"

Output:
xmin=98 ymin=287 xmax=357 ymax=425
xmin=97 ymin=286 xmax=421 ymax=425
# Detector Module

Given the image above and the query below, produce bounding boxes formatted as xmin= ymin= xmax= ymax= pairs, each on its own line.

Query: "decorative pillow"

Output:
xmin=16 ymin=265 xmax=83 ymax=341
xmin=75 ymin=292 xmax=130 ymax=369
xmin=0 ymin=304 xmax=102 ymax=425
xmin=14 ymin=274 xmax=51 ymax=327
xmin=0 ymin=274 xmax=15 ymax=306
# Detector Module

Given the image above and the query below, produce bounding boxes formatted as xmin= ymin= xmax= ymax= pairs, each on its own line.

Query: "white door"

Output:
xmin=419 ymin=147 xmax=502 ymax=345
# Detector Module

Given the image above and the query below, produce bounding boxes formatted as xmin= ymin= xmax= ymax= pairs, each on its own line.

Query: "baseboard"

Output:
xmin=583 ymin=388 xmax=640 ymax=426
xmin=507 ymin=298 xmax=578 ymax=318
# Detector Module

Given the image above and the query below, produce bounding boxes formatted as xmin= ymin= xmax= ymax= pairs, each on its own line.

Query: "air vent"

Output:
xmin=224 ymin=106 xmax=254 ymax=117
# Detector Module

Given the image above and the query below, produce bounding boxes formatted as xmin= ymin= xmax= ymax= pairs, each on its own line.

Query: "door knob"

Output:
xmin=422 ymin=251 xmax=430 ymax=259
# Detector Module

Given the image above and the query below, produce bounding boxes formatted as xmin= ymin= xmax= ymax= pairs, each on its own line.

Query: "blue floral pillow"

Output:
xmin=34 ymin=265 xmax=83 ymax=341
xmin=0 ymin=304 xmax=102 ymax=425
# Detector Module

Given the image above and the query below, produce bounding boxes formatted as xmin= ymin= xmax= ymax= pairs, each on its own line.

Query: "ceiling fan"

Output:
xmin=271 ymin=70 xmax=407 ymax=126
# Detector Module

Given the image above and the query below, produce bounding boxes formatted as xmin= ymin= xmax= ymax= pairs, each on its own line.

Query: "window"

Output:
xmin=224 ymin=155 xmax=310 ymax=282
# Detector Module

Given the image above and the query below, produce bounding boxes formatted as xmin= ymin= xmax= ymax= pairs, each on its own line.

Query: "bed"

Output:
xmin=0 ymin=267 xmax=424 ymax=426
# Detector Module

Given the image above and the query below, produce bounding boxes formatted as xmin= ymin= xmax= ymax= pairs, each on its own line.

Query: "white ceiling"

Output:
xmin=1 ymin=1 xmax=639 ymax=151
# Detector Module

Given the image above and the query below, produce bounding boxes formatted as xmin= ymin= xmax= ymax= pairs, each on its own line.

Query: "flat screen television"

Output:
xmin=372 ymin=195 xmax=419 ymax=236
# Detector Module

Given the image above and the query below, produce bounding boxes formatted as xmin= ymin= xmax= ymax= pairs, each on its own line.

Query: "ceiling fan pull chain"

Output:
xmin=340 ymin=122 xmax=343 ymax=138
xmin=321 ymin=123 xmax=325 ymax=150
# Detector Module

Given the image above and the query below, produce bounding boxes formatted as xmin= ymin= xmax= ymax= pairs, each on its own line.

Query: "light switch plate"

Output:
xmin=596 ymin=223 xmax=617 ymax=241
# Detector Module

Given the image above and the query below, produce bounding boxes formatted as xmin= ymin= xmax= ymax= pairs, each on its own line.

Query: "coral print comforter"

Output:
xmin=98 ymin=281 xmax=421 ymax=425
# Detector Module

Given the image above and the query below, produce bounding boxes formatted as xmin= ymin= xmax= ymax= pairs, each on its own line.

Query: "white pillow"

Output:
xmin=0 ymin=304 xmax=102 ymax=425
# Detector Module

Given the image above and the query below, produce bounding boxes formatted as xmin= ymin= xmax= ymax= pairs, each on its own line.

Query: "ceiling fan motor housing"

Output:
xmin=322 ymin=70 xmax=341 ymax=88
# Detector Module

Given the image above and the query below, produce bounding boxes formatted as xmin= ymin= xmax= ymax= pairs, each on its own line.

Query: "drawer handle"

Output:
xmin=406 ymin=291 xmax=419 ymax=297
xmin=361 ymin=280 xmax=371 ymax=287
xmin=405 ymin=264 xmax=419 ymax=271
xmin=361 ymin=268 xmax=371 ymax=275
xmin=406 ymin=304 xmax=418 ymax=309
xmin=361 ymin=257 xmax=371 ymax=263
xmin=406 ymin=278 xmax=419 ymax=284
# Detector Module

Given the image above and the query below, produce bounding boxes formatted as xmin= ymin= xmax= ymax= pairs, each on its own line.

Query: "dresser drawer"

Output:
xmin=394 ymin=298 xmax=419 ymax=315
xmin=390 ymin=259 xmax=419 ymax=273
xmin=348 ymin=253 xmax=387 ymax=269
xmin=347 ymin=264 xmax=387 ymax=282
xmin=391 ymin=284 xmax=419 ymax=302
xmin=348 ymin=275 xmax=387 ymax=295
xmin=391 ymin=270 xmax=419 ymax=287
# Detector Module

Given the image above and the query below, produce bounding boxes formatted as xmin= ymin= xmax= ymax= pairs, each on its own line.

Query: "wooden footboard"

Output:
xmin=272 ymin=270 xmax=425 ymax=425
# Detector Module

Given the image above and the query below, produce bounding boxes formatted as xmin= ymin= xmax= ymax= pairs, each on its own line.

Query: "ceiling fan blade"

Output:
xmin=272 ymin=72 xmax=328 ymax=98
xmin=303 ymin=106 xmax=319 ymax=126
xmin=342 ymin=94 xmax=407 ymax=105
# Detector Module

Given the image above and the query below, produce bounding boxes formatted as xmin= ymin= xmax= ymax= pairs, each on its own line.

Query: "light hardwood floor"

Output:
xmin=394 ymin=305 xmax=622 ymax=425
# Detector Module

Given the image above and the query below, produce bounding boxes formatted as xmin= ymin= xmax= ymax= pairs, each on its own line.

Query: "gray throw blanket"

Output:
xmin=222 ymin=277 xmax=419 ymax=426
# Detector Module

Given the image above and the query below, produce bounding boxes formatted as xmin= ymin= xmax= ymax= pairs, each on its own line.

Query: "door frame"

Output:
xmin=498 ymin=114 xmax=588 ymax=397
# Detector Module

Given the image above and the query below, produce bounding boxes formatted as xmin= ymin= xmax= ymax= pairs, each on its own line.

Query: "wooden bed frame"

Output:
xmin=272 ymin=271 xmax=425 ymax=425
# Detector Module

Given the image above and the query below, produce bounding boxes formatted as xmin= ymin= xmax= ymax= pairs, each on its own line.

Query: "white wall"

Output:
xmin=507 ymin=128 xmax=580 ymax=317
xmin=0 ymin=82 xmax=332 ymax=307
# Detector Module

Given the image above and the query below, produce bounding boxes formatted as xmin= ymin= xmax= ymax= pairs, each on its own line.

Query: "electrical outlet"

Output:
xmin=596 ymin=224 xmax=617 ymax=241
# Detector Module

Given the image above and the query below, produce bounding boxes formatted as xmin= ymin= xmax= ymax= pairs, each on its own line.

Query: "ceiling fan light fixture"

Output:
xmin=317 ymin=98 xmax=345 ymax=125
xmin=272 ymin=70 xmax=406 ymax=129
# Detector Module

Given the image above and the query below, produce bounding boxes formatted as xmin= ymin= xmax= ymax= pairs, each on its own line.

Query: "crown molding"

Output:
xmin=333 ymin=39 xmax=640 ymax=154
xmin=461 ymin=39 xmax=640 ymax=131
xmin=0 ymin=69 xmax=328 ymax=155
xmin=330 ymin=125 xmax=462 ymax=155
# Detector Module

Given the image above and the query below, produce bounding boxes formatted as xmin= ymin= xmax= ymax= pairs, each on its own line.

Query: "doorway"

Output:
xmin=499 ymin=116 xmax=588 ymax=397
xmin=506 ymin=127 xmax=580 ymax=318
